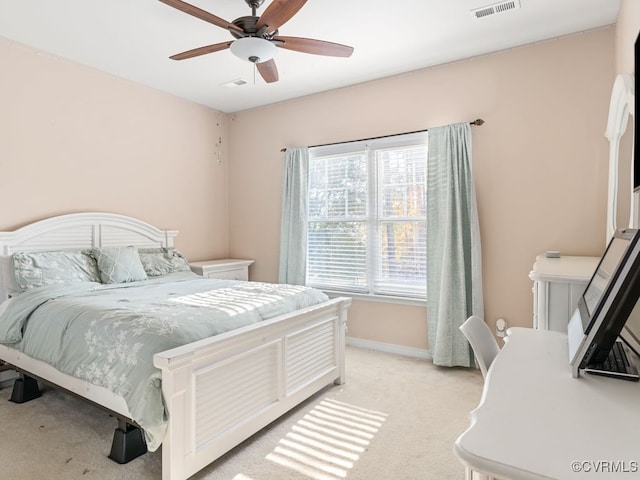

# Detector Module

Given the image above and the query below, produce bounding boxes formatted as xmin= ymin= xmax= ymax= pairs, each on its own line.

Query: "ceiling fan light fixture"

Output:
xmin=230 ymin=37 xmax=276 ymax=63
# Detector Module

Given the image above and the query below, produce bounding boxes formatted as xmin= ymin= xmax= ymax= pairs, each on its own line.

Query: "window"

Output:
xmin=307 ymin=132 xmax=427 ymax=299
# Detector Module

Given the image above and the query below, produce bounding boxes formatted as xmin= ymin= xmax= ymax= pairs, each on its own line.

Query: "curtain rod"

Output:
xmin=280 ymin=118 xmax=484 ymax=152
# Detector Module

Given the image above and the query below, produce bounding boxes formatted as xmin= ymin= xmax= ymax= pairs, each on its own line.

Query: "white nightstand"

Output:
xmin=189 ymin=259 xmax=254 ymax=281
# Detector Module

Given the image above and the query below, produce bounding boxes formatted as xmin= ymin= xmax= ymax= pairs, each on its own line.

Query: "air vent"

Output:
xmin=471 ymin=0 xmax=521 ymax=19
xmin=221 ymin=78 xmax=248 ymax=88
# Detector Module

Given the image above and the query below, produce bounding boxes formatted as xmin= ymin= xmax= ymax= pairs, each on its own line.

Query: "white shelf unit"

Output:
xmin=529 ymin=255 xmax=599 ymax=332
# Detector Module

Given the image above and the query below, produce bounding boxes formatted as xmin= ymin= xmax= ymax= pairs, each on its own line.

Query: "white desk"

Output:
xmin=454 ymin=328 xmax=640 ymax=480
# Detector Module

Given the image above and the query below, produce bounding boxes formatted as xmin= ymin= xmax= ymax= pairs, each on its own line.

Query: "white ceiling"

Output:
xmin=0 ymin=0 xmax=621 ymax=113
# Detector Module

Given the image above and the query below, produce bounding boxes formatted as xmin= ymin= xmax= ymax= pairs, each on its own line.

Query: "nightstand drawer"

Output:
xmin=202 ymin=267 xmax=247 ymax=281
xmin=189 ymin=259 xmax=254 ymax=281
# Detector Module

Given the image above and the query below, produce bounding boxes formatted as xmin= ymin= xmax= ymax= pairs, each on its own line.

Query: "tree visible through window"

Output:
xmin=307 ymin=132 xmax=427 ymax=299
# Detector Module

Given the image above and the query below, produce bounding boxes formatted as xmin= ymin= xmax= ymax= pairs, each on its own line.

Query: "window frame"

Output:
xmin=306 ymin=131 xmax=428 ymax=300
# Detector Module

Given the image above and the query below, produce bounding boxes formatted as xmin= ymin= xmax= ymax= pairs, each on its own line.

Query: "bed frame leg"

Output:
xmin=109 ymin=419 xmax=147 ymax=464
xmin=9 ymin=375 xmax=41 ymax=403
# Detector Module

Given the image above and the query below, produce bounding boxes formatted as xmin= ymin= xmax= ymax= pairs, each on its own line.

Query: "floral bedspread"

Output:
xmin=0 ymin=272 xmax=328 ymax=450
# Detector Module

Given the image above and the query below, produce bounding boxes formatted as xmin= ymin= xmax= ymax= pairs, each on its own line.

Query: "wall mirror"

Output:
xmin=606 ymin=73 xmax=635 ymax=240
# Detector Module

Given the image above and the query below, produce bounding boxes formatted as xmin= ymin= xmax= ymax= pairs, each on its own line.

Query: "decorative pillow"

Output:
xmin=92 ymin=246 xmax=148 ymax=284
xmin=138 ymin=248 xmax=191 ymax=277
xmin=0 ymin=255 xmax=22 ymax=297
xmin=12 ymin=250 xmax=102 ymax=291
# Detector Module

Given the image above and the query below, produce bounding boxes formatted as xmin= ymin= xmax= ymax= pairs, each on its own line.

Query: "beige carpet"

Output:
xmin=0 ymin=347 xmax=483 ymax=480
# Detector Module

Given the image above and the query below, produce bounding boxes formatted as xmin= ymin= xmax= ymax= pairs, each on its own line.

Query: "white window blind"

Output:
xmin=307 ymin=132 xmax=427 ymax=299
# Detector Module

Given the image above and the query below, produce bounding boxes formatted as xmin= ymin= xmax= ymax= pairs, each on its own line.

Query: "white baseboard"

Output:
xmin=346 ymin=336 xmax=431 ymax=360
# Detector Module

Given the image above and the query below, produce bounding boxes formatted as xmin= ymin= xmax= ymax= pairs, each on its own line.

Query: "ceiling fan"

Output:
xmin=159 ymin=0 xmax=354 ymax=84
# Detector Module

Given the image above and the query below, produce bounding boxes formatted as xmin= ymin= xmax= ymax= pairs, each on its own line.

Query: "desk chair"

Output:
xmin=459 ymin=316 xmax=500 ymax=379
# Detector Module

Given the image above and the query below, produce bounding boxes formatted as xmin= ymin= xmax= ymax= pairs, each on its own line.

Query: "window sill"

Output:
xmin=321 ymin=290 xmax=426 ymax=307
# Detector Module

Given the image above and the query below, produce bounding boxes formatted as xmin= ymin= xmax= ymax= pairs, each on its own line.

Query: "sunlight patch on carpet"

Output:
xmin=264 ymin=398 xmax=388 ymax=480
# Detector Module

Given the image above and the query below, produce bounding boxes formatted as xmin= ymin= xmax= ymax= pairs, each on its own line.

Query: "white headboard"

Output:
xmin=0 ymin=212 xmax=179 ymax=299
xmin=0 ymin=212 xmax=178 ymax=255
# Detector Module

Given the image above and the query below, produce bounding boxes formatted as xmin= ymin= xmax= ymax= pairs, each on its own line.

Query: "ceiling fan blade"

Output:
xmin=159 ymin=0 xmax=243 ymax=33
xmin=257 ymin=59 xmax=279 ymax=83
xmin=170 ymin=41 xmax=232 ymax=60
xmin=256 ymin=0 xmax=307 ymax=33
xmin=273 ymin=36 xmax=354 ymax=57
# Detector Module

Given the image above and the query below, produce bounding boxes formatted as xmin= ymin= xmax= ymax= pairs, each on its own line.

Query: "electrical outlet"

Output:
xmin=496 ymin=318 xmax=507 ymax=337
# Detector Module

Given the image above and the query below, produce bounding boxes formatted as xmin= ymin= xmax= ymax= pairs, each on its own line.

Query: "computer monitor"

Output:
xmin=621 ymin=301 xmax=640 ymax=357
xmin=568 ymin=228 xmax=640 ymax=378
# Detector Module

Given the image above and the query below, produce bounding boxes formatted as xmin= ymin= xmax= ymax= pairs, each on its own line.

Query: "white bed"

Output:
xmin=0 ymin=212 xmax=351 ymax=480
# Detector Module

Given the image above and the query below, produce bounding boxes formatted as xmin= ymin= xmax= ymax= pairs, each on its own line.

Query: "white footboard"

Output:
xmin=153 ymin=296 xmax=351 ymax=480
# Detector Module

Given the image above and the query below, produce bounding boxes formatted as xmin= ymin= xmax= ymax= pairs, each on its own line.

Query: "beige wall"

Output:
xmin=0 ymin=37 xmax=229 ymax=261
xmin=228 ymin=28 xmax=615 ymax=351
xmin=0 ymin=21 xmax=624 ymax=354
